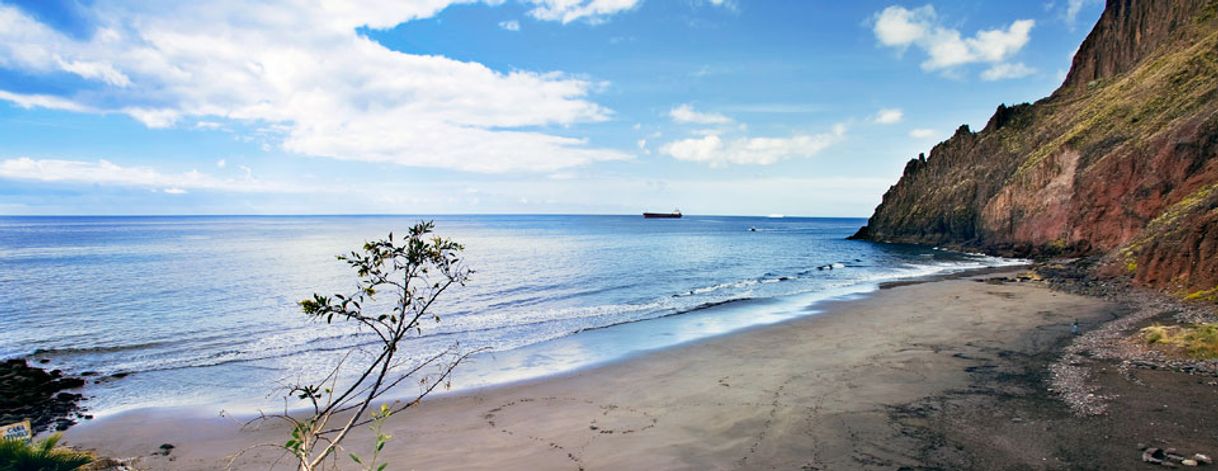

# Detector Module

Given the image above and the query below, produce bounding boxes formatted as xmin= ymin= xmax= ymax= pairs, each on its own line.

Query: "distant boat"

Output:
xmin=643 ymin=209 xmax=682 ymax=219
xmin=767 ymin=214 xmax=784 ymax=219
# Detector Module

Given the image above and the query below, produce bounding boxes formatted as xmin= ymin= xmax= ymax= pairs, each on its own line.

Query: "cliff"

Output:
xmin=852 ymin=0 xmax=1218 ymax=296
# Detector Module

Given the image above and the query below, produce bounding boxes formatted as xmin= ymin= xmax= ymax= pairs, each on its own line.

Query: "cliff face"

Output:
xmin=853 ymin=0 xmax=1218 ymax=295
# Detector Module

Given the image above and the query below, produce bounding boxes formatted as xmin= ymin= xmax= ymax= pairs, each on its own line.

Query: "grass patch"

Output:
xmin=1184 ymin=285 xmax=1218 ymax=302
xmin=0 ymin=434 xmax=95 ymax=471
xmin=1014 ymin=27 xmax=1218 ymax=177
xmin=1140 ymin=323 xmax=1218 ymax=359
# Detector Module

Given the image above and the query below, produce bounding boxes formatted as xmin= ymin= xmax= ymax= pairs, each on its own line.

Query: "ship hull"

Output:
xmin=642 ymin=212 xmax=682 ymax=219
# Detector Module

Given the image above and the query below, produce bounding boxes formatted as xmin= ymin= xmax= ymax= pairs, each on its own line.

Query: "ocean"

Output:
xmin=0 ymin=215 xmax=1021 ymax=416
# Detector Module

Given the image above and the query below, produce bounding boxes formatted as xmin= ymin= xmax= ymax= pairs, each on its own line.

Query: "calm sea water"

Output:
xmin=0 ymin=215 xmax=1021 ymax=415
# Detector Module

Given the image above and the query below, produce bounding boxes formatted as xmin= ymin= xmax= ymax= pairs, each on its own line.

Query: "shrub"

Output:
xmin=0 ymin=433 xmax=94 ymax=471
xmin=1141 ymin=324 xmax=1170 ymax=344
xmin=1140 ymin=323 xmax=1218 ymax=359
xmin=235 ymin=221 xmax=475 ymax=471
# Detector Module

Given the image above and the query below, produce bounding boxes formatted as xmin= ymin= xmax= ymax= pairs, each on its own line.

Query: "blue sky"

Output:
xmin=0 ymin=0 xmax=1103 ymax=216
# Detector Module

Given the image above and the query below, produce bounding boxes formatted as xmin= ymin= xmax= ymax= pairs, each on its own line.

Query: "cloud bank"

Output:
xmin=0 ymin=2 xmax=634 ymax=173
xmin=661 ymin=124 xmax=846 ymax=167
xmin=0 ymin=157 xmax=305 ymax=194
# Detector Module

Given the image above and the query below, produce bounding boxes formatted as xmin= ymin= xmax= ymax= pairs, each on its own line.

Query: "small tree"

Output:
xmin=235 ymin=221 xmax=473 ymax=471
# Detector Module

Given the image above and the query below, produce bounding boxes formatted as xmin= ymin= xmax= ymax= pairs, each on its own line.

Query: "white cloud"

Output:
xmin=669 ymin=104 xmax=732 ymax=125
xmin=55 ymin=58 xmax=132 ymax=87
xmin=909 ymin=128 xmax=937 ymax=138
xmin=216 ymin=159 xmax=227 ymax=168
xmin=980 ymin=62 xmax=1036 ymax=81
xmin=0 ymin=157 xmax=305 ymax=193
xmin=0 ymin=2 xmax=634 ymax=173
xmin=699 ymin=0 xmax=737 ymax=11
xmin=873 ymin=5 xmax=1035 ymax=78
xmin=873 ymin=5 xmax=934 ymax=49
xmin=873 ymin=108 xmax=903 ymax=124
xmin=0 ymin=90 xmax=92 ymax=112
xmin=527 ymin=0 xmax=641 ymax=24
xmin=499 ymin=19 xmax=521 ymax=31
xmin=660 ymin=124 xmax=846 ymax=167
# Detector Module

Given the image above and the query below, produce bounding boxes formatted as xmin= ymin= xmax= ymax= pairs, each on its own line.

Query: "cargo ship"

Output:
xmin=643 ymin=209 xmax=682 ymax=219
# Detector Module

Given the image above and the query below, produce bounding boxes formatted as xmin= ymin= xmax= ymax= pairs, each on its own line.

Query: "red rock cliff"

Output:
xmin=853 ymin=0 xmax=1218 ymax=296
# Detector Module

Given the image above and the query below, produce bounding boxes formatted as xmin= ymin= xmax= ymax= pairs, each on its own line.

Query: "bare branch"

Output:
xmin=260 ymin=221 xmax=473 ymax=471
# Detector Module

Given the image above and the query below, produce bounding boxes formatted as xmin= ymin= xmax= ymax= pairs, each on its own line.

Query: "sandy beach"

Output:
xmin=61 ymin=268 xmax=1164 ymax=470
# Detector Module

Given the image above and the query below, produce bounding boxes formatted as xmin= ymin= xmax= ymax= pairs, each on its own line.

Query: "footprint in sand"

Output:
xmin=482 ymin=397 xmax=658 ymax=469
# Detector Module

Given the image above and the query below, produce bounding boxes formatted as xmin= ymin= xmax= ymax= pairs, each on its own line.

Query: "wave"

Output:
xmin=26 ymin=251 xmax=1026 ymax=381
xmin=31 ymin=341 xmax=172 ymax=357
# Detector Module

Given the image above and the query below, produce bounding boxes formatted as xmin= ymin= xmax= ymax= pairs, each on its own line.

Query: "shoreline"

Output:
xmin=51 ymin=261 xmax=1027 ymax=422
xmin=63 ymin=265 xmax=1137 ymax=469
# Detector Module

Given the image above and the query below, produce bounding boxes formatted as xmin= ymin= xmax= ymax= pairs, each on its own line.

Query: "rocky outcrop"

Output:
xmin=1059 ymin=0 xmax=1213 ymax=93
xmin=852 ymin=0 xmax=1218 ymax=296
xmin=0 ymin=359 xmax=87 ymax=432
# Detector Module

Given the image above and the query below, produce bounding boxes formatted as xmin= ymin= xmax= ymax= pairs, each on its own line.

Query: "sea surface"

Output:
xmin=0 ymin=215 xmax=1022 ymax=415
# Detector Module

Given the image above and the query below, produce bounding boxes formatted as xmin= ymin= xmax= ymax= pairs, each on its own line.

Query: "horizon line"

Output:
xmin=0 ymin=212 xmax=871 ymax=219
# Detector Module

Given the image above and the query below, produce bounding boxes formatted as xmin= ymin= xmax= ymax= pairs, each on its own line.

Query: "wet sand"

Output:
xmin=66 ymin=270 xmax=1121 ymax=469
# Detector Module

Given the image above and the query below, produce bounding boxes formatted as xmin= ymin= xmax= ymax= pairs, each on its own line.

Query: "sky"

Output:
xmin=0 ymin=0 xmax=1105 ymax=217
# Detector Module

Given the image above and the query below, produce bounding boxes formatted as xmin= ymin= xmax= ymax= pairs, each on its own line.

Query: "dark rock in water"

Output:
xmin=59 ymin=377 xmax=86 ymax=389
xmin=155 ymin=443 xmax=175 ymax=456
xmin=93 ymin=372 xmax=132 ymax=385
xmin=0 ymin=358 xmax=87 ymax=433
xmin=846 ymin=225 xmax=870 ymax=240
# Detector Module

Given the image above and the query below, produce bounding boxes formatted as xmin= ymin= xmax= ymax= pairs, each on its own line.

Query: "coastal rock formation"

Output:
xmin=0 ymin=359 xmax=87 ymax=432
xmin=852 ymin=0 xmax=1218 ymax=296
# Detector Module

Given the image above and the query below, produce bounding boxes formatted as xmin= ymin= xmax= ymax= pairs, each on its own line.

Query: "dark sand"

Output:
xmin=64 ymin=270 xmax=1217 ymax=469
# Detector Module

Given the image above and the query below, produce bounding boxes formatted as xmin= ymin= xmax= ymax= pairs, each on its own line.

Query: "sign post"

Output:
xmin=0 ymin=420 xmax=32 ymax=443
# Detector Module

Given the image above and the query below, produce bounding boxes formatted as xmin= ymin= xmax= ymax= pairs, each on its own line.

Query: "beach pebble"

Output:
xmin=78 ymin=458 xmax=132 ymax=471
xmin=1195 ymin=454 xmax=1213 ymax=464
xmin=1182 ymin=459 xmax=1198 ymax=467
